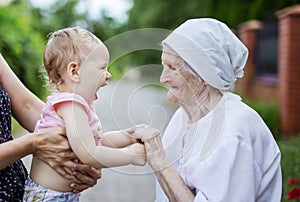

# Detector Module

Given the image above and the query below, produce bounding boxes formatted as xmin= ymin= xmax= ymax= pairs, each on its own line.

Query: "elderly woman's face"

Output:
xmin=161 ymin=47 xmax=202 ymax=104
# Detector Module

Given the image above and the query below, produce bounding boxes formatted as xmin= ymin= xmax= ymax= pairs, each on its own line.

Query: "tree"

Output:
xmin=0 ymin=0 xmax=95 ymax=98
xmin=124 ymin=0 xmax=300 ymax=80
xmin=127 ymin=0 xmax=300 ymax=29
xmin=30 ymin=0 xmax=88 ymax=38
xmin=0 ymin=1 xmax=46 ymax=98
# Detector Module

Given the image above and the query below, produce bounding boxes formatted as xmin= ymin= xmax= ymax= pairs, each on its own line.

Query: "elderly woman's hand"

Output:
xmin=128 ymin=125 xmax=169 ymax=172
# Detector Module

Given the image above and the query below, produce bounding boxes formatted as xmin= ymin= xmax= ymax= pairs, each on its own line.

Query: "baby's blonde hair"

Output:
xmin=43 ymin=27 xmax=100 ymax=85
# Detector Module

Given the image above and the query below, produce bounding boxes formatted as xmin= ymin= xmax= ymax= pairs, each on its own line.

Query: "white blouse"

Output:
xmin=156 ymin=92 xmax=282 ymax=202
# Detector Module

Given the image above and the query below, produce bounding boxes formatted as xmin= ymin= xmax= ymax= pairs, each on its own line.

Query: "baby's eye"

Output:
xmin=99 ymin=65 xmax=107 ymax=70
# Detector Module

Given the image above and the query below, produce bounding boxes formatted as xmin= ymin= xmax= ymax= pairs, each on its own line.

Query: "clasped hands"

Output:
xmin=34 ymin=125 xmax=161 ymax=193
xmin=127 ymin=124 xmax=168 ymax=172
xmin=127 ymin=124 xmax=160 ymax=142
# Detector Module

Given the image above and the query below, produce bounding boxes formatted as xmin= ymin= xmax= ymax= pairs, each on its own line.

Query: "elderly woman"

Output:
xmin=132 ymin=18 xmax=282 ymax=202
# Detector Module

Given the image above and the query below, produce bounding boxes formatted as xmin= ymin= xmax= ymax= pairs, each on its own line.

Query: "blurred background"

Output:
xmin=0 ymin=0 xmax=298 ymax=99
xmin=1 ymin=0 xmax=300 ymax=201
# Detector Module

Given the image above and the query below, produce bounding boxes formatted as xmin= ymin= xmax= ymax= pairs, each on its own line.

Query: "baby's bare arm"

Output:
xmin=101 ymin=130 xmax=138 ymax=148
xmin=57 ymin=102 xmax=146 ymax=168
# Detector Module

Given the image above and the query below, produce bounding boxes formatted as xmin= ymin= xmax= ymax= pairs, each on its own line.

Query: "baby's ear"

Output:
xmin=67 ymin=62 xmax=80 ymax=83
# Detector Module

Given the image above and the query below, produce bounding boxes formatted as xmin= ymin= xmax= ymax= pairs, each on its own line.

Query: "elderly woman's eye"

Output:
xmin=168 ymin=65 xmax=176 ymax=70
xmin=163 ymin=63 xmax=176 ymax=70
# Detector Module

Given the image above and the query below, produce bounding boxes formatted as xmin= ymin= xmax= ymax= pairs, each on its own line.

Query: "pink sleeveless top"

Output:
xmin=35 ymin=92 xmax=101 ymax=145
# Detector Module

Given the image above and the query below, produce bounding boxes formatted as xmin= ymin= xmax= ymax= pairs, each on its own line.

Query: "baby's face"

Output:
xmin=78 ymin=42 xmax=111 ymax=104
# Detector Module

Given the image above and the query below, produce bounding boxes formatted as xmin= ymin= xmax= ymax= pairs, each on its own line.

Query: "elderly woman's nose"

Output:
xmin=160 ymin=67 xmax=169 ymax=83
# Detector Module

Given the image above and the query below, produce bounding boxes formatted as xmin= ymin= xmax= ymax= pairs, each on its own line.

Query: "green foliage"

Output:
xmin=29 ymin=0 xmax=128 ymax=80
xmin=0 ymin=0 xmax=105 ymax=98
xmin=1 ymin=0 xmax=299 ymax=98
xmin=244 ymin=100 xmax=281 ymax=139
xmin=30 ymin=0 xmax=88 ymax=38
xmin=125 ymin=0 xmax=300 ymax=79
xmin=278 ymin=135 xmax=300 ymax=202
xmin=0 ymin=1 xmax=46 ymax=98
xmin=127 ymin=0 xmax=300 ymax=29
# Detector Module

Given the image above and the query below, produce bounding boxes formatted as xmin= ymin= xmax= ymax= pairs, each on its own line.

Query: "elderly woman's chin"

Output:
xmin=166 ymin=90 xmax=178 ymax=104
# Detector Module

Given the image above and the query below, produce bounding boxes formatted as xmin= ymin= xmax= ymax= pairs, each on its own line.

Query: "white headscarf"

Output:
xmin=162 ymin=18 xmax=248 ymax=91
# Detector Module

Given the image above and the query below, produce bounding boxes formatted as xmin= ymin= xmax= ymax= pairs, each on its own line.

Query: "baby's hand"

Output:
xmin=128 ymin=124 xmax=160 ymax=141
xmin=129 ymin=143 xmax=146 ymax=166
xmin=122 ymin=128 xmax=142 ymax=144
